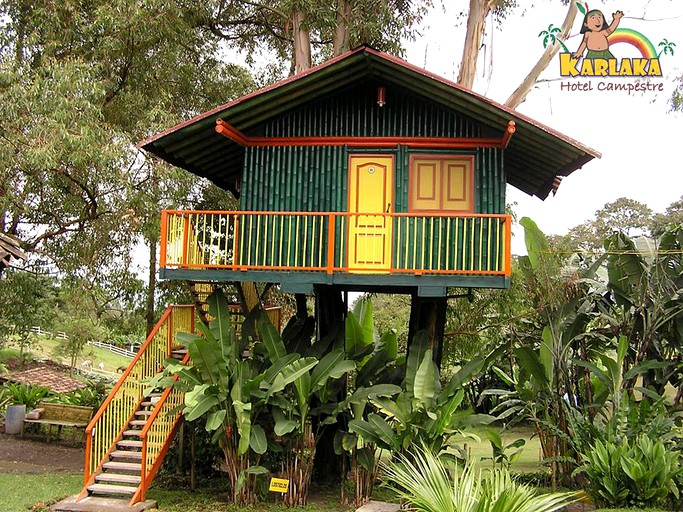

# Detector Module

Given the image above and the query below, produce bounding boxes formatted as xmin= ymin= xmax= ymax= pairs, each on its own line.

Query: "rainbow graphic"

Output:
xmin=608 ymin=28 xmax=658 ymax=59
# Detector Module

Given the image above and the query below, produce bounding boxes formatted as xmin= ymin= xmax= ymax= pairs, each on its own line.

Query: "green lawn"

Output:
xmin=30 ymin=336 xmax=132 ymax=374
xmin=453 ymin=426 xmax=545 ymax=473
xmin=0 ymin=473 xmax=82 ymax=512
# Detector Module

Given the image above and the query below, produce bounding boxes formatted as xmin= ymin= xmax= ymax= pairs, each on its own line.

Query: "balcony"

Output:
xmin=159 ymin=211 xmax=511 ymax=295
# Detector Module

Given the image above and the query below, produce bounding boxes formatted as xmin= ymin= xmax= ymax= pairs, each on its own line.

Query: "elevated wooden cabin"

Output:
xmin=141 ymin=46 xmax=598 ymax=298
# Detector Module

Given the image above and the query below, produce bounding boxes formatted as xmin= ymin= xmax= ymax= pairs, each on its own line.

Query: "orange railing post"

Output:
xmin=232 ymin=214 xmax=240 ymax=270
xmin=326 ymin=214 xmax=335 ymax=274
xmin=504 ymin=214 xmax=512 ymax=277
xmin=159 ymin=211 xmax=169 ymax=268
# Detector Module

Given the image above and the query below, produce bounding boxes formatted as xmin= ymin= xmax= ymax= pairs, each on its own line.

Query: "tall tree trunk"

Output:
xmin=292 ymin=10 xmax=312 ymax=74
xmin=505 ymin=2 xmax=578 ymax=108
xmin=333 ymin=0 xmax=352 ymax=56
xmin=145 ymin=236 xmax=157 ymax=336
xmin=457 ymin=0 xmax=492 ymax=89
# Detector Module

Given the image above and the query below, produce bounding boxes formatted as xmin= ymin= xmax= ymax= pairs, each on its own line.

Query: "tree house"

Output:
xmin=141 ymin=45 xmax=598 ymax=358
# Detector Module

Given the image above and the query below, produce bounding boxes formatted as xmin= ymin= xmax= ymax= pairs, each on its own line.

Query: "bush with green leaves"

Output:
xmin=54 ymin=380 xmax=108 ymax=409
xmin=383 ymin=444 xmax=579 ymax=512
xmin=0 ymin=382 xmax=52 ymax=410
xmin=576 ymin=435 xmax=681 ymax=508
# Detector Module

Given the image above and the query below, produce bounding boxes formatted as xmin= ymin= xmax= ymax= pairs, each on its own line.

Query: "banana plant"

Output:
xmin=331 ymin=298 xmax=404 ymax=506
xmin=256 ymin=312 xmax=356 ymax=506
xmin=348 ymin=330 xmax=487 ymax=458
xmin=148 ymin=290 xmax=319 ymax=505
xmin=605 ymin=227 xmax=683 ymax=394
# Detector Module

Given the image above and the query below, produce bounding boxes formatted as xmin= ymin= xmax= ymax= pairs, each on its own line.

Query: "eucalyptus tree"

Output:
xmin=189 ymin=0 xmax=429 ymax=74
xmin=0 ymin=0 xmax=254 ymax=327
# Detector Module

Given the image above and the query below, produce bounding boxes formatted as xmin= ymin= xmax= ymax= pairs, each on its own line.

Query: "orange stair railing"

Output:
xmin=133 ymin=359 xmax=189 ymax=503
xmin=81 ymin=305 xmax=195 ymax=498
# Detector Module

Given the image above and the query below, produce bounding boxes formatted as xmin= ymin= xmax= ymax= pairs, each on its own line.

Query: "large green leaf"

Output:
xmin=274 ymin=418 xmax=298 ymax=436
xmin=233 ymin=400 xmax=252 ymax=455
xmin=257 ymin=310 xmax=286 ymax=364
xmin=205 ymin=409 xmax=227 ymax=431
xmin=428 ymin=389 xmax=463 ymax=436
xmin=349 ymin=419 xmax=384 ymax=448
xmin=606 ymin=232 xmax=647 ymax=307
xmin=311 ymin=348 xmax=346 ymax=391
xmin=329 ymin=360 xmax=356 ymax=379
xmin=356 ymin=348 xmax=388 ymax=386
xmin=261 ymin=353 xmax=298 ymax=385
xmin=267 ymin=357 xmax=318 ymax=397
xmin=370 ymin=396 xmax=409 ymax=424
xmin=413 ymin=349 xmax=437 ymax=407
xmin=514 ymin=347 xmax=549 ymax=386
xmin=175 ymin=331 xmax=201 ymax=348
xmin=206 ymin=289 xmax=236 ymax=361
xmin=187 ymin=336 xmax=227 ymax=390
xmin=185 ymin=393 xmax=219 ymax=422
xmin=440 ymin=358 xmax=485 ymax=402
xmin=368 ymin=413 xmax=399 ymax=450
xmin=338 ymin=384 xmax=402 ymax=413
xmin=405 ymin=330 xmax=430 ymax=393
xmin=250 ymin=424 xmax=267 ymax=454
xmin=345 ymin=312 xmax=365 ymax=358
xmin=380 ymin=329 xmax=398 ymax=361
xmin=356 ymin=447 xmax=376 ymax=471
xmin=294 ymin=371 xmax=311 ymax=418
xmin=357 ymin=298 xmax=377 ymax=347
xmin=520 ymin=217 xmax=552 ymax=270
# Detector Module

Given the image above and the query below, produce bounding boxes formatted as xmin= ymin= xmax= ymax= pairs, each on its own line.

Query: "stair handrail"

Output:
xmin=83 ymin=305 xmax=194 ymax=485
xmin=133 ymin=351 xmax=191 ymax=504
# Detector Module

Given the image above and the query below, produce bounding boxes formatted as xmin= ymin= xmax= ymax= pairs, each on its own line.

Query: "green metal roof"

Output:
xmin=140 ymin=46 xmax=600 ymax=199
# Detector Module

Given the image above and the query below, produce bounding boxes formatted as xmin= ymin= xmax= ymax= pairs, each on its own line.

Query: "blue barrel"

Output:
xmin=5 ymin=405 xmax=26 ymax=434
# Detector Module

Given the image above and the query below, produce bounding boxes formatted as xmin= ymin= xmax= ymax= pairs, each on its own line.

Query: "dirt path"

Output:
xmin=0 ymin=434 xmax=84 ymax=474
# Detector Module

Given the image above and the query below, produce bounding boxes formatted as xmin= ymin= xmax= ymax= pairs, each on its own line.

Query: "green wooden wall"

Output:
xmin=240 ymin=82 xmax=506 ymax=214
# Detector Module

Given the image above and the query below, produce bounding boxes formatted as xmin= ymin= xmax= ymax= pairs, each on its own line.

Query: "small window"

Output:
xmin=409 ymin=155 xmax=474 ymax=213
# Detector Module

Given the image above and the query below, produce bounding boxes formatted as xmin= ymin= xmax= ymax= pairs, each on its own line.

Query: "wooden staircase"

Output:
xmin=52 ymin=307 xmax=194 ymax=512
xmin=56 ymin=286 xmax=278 ymax=511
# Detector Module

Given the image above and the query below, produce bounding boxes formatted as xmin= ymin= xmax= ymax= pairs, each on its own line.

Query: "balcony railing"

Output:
xmin=160 ymin=210 xmax=511 ymax=277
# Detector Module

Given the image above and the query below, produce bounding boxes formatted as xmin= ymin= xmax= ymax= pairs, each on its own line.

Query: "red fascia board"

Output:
xmin=138 ymin=45 xmax=600 ymax=163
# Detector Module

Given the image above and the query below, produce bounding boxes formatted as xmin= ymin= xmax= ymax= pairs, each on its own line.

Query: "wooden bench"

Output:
xmin=22 ymin=402 xmax=94 ymax=441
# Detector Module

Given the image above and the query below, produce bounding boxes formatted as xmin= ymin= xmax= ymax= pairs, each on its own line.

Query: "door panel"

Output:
xmin=348 ymin=156 xmax=393 ymax=272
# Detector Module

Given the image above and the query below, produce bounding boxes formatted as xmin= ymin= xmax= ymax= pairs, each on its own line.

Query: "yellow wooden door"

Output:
xmin=348 ymin=155 xmax=393 ymax=272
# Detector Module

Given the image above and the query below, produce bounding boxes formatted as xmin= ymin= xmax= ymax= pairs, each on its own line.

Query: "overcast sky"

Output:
xmin=405 ymin=0 xmax=683 ymax=253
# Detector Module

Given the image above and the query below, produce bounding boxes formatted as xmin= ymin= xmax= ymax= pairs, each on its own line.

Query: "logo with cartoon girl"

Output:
xmin=551 ymin=2 xmax=674 ymax=78
xmin=572 ymin=5 xmax=624 ymax=60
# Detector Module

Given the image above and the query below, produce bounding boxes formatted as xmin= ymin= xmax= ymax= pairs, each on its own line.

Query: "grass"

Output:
xmin=455 ymin=425 xmax=545 ymax=473
xmin=0 ymin=472 xmax=673 ymax=512
xmin=0 ymin=473 xmax=81 ymax=512
xmin=29 ymin=336 xmax=132 ymax=374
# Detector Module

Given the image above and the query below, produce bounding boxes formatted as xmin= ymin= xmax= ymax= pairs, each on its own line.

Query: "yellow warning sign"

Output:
xmin=269 ymin=477 xmax=290 ymax=493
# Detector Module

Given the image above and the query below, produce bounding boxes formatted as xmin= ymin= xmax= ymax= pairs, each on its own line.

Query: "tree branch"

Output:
xmin=505 ymin=1 xmax=578 ymax=109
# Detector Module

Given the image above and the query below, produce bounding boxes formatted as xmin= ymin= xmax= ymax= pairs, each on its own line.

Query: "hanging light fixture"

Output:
xmin=377 ymin=86 xmax=386 ymax=107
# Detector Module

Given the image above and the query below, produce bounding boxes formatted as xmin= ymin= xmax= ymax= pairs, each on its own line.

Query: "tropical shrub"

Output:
xmin=151 ymin=289 xmax=356 ymax=506
xmin=54 ymin=380 xmax=108 ymax=409
xmin=1 ymin=382 xmax=52 ymax=409
xmin=576 ymin=435 xmax=681 ymax=508
xmin=383 ymin=444 xmax=579 ymax=512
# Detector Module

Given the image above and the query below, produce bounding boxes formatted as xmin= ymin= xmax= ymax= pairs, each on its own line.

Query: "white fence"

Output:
xmin=30 ymin=326 xmax=138 ymax=358
xmin=87 ymin=341 xmax=137 ymax=359
xmin=30 ymin=326 xmax=67 ymax=339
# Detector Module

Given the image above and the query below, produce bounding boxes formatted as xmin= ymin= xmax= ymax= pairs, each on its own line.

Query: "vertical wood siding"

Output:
xmin=240 ymin=83 xmax=505 ymax=215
